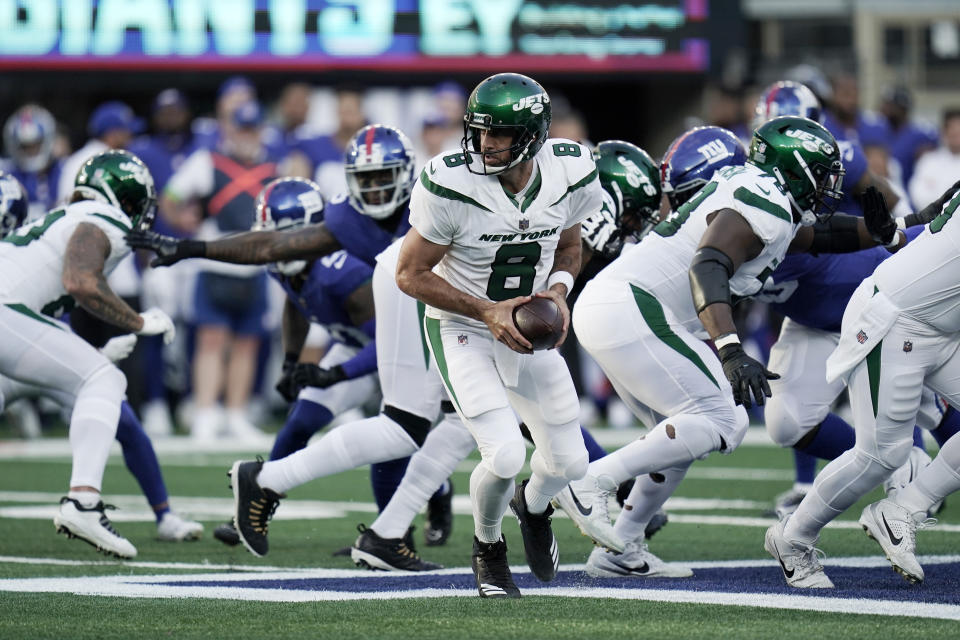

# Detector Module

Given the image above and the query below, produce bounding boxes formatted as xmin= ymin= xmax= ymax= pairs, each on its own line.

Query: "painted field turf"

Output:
xmin=1 ymin=435 xmax=958 ymax=639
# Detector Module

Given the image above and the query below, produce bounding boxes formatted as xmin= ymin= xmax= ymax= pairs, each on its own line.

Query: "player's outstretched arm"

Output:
xmin=127 ymin=223 xmax=342 ymax=268
xmin=791 ymin=189 xmax=905 ymax=254
xmin=396 ymin=228 xmax=533 ymax=354
xmin=63 ymin=223 xmax=145 ymax=334
xmin=691 ymin=209 xmax=778 ymax=408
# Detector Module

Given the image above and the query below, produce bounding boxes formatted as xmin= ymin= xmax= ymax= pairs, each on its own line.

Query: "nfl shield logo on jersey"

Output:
xmin=519 ymin=218 xmax=529 ymax=231
xmin=903 ymin=341 xmax=913 ymax=353
xmin=856 ymin=330 xmax=868 ymax=344
xmin=458 ymin=334 xmax=468 ymax=345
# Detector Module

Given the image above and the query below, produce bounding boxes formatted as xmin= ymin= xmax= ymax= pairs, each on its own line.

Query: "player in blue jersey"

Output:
xmin=0 ymin=171 xmax=203 ymax=544
xmin=2 ymin=105 xmax=63 ymax=221
xmin=752 ymin=82 xmax=960 ymax=516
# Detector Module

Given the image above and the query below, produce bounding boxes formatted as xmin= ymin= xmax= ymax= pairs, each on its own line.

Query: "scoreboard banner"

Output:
xmin=0 ymin=0 xmax=711 ymax=73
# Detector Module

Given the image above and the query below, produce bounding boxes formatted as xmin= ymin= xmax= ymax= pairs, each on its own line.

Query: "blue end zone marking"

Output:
xmin=159 ymin=562 xmax=960 ymax=603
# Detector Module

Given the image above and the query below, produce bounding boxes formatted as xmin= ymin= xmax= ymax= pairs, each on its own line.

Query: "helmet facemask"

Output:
xmin=346 ymin=164 xmax=410 ymax=220
xmin=461 ymin=117 xmax=536 ymax=176
xmin=774 ymin=151 xmax=844 ymax=226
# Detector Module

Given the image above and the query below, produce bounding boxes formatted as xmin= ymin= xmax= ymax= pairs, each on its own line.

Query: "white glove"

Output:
xmin=100 ymin=334 xmax=138 ymax=363
xmin=137 ymin=307 xmax=176 ymax=345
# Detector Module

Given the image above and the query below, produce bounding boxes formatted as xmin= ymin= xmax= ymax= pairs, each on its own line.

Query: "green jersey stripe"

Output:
xmin=90 ymin=213 xmax=132 ymax=234
xmin=417 ymin=300 xmax=430 ymax=370
xmin=550 ymin=167 xmax=599 ymax=207
xmin=866 ymin=340 xmax=882 ymax=418
xmin=424 ymin=317 xmax=462 ymax=413
xmin=733 ymin=187 xmax=791 ymax=223
xmin=5 ymin=303 xmax=62 ymax=330
xmin=630 ymin=285 xmax=719 ymax=389
xmin=420 ymin=170 xmax=492 ymax=212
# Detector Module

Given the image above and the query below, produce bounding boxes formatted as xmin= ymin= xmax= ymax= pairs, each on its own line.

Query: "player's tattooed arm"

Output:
xmin=63 ymin=223 xmax=144 ymax=333
xmin=538 ymin=223 xmax=580 ymax=346
xmin=280 ymin=298 xmax=310 ymax=358
xmin=205 ymin=223 xmax=342 ymax=264
xmin=396 ymin=228 xmax=533 ymax=354
xmin=344 ymin=281 xmax=376 ymax=328
xmin=128 ymin=223 xmax=342 ymax=267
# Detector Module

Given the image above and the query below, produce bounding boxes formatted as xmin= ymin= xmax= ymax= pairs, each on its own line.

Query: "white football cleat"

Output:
xmin=586 ymin=540 xmax=693 ymax=578
xmin=157 ymin=512 xmax=204 ymax=541
xmin=764 ymin=518 xmax=833 ymax=588
xmin=54 ymin=496 xmax=137 ymax=559
xmin=859 ymin=498 xmax=933 ymax=585
xmin=552 ymin=474 xmax=624 ymax=553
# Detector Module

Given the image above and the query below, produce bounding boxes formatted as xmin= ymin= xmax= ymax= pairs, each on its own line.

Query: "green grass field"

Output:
xmin=1 ymin=430 xmax=958 ymax=640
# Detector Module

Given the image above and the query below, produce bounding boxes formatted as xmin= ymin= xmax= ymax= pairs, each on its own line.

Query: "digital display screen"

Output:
xmin=0 ymin=0 xmax=710 ymax=73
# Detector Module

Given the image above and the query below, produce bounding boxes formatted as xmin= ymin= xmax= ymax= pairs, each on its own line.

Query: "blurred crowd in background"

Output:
xmin=2 ymin=67 xmax=959 ymax=441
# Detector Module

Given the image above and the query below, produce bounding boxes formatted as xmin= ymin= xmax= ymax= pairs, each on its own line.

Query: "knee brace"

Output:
xmin=383 ymin=405 xmax=432 ymax=447
xmin=483 ymin=438 xmax=526 ymax=479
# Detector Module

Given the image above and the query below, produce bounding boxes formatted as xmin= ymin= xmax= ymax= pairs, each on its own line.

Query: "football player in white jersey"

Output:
xmin=559 ymin=116 xmax=908 ymax=575
xmin=0 ymin=150 xmax=175 ymax=558
xmin=768 ymin=184 xmax=960 ymax=588
xmin=395 ymin=73 xmax=602 ymax=598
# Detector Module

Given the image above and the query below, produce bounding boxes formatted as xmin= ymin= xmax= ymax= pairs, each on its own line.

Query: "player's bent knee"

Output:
xmin=764 ymin=396 xmax=806 ymax=447
xmin=876 ymin=437 xmax=914 ymax=471
xmin=81 ymin=363 xmax=127 ymax=401
xmin=486 ymin=438 xmax=526 ymax=479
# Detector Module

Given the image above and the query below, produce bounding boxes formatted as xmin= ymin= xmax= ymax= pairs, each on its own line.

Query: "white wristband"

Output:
xmin=547 ymin=271 xmax=575 ymax=296
xmin=884 ymin=229 xmax=904 ymax=249
xmin=895 ymin=216 xmax=907 ymax=231
xmin=714 ymin=333 xmax=741 ymax=349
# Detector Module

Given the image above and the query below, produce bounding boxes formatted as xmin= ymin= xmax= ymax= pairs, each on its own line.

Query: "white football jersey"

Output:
xmin=0 ymin=200 xmax=133 ymax=317
xmin=595 ymin=162 xmax=799 ymax=338
xmin=409 ymin=138 xmax=602 ymax=325
xmin=873 ymin=188 xmax=960 ymax=333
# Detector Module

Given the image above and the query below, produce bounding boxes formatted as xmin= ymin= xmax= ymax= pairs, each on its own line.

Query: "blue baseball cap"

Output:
xmin=232 ymin=101 xmax=264 ymax=129
xmin=219 ymin=75 xmax=255 ymax=101
xmin=88 ymin=101 xmax=144 ymax=138
xmin=153 ymin=88 xmax=189 ymax=114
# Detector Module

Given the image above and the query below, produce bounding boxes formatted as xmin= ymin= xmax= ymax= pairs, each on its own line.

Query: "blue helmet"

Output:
xmin=253 ymin=177 xmax=325 ymax=275
xmin=660 ymin=126 xmax=747 ymax=210
xmin=344 ymin=124 xmax=416 ymax=220
xmin=0 ymin=172 xmax=28 ymax=239
xmin=4 ymin=104 xmax=56 ymax=173
xmin=753 ymin=81 xmax=821 ymax=131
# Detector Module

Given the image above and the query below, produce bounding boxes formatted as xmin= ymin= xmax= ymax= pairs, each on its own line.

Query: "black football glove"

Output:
xmin=291 ymin=363 xmax=347 ymax=389
xmin=126 ymin=229 xmax=204 ymax=267
xmin=275 ymin=354 xmax=302 ymax=403
xmin=915 ymin=179 xmax=960 ymax=225
xmin=862 ymin=186 xmax=897 ymax=247
xmin=718 ymin=344 xmax=779 ymax=409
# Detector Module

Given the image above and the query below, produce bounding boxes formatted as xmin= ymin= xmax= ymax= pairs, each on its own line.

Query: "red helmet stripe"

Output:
xmin=364 ymin=126 xmax=375 ymax=156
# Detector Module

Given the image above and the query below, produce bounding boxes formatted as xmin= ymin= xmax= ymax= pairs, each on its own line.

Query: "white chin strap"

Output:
xmin=773 ymin=166 xmax=816 ymax=226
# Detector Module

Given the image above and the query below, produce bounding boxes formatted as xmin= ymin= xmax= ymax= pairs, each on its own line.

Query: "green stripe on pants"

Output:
xmin=417 ymin=301 xmax=430 ymax=369
xmin=867 ymin=340 xmax=883 ymax=418
xmin=5 ymin=303 xmax=61 ymax=329
xmin=424 ymin=316 xmax=462 ymax=413
xmin=629 ymin=285 xmax=719 ymax=388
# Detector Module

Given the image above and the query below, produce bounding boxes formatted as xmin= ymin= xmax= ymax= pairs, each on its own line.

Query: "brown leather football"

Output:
xmin=512 ymin=297 xmax=564 ymax=350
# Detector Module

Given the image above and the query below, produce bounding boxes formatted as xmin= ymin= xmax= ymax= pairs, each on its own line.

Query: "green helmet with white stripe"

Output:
xmin=748 ymin=116 xmax=844 ymax=226
xmin=73 ymin=150 xmax=157 ymax=230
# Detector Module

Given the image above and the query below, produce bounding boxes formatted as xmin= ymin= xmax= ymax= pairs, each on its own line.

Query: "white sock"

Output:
xmin=784 ymin=447 xmax=891 ymax=544
xmin=372 ymin=414 xmax=476 ymax=539
xmin=257 ymin=413 xmax=417 ymax=495
xmin=67 ymin=490 xmax=100 ymax=508
xmin=68 ymin=368 xmax=124 ymax=491
xmin=524 ymin=420 xmax=588 ymax=514
xmin=614 ymin=465 xmax=689 ymax=543
xmin=897 ymin=435 xmax=960 ymax=516
xmin=470 ymin=461 xmax=514 ymax=543
xmin=589 ymin=415 xmax=722 ymax=484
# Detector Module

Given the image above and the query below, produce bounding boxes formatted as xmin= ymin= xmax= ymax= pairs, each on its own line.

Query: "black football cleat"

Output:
xmin=509 ymin=479 xmax=558 ymax=582
xmin=472 ymin=535 xmax=521 ymax=598
xmin=425 ymin=480 xmax=454 ymax=546
xmin=229 ymin=457 xmax=282 ymax=557
xmin=351 ymin=524 xmax=443 ymax=571
xmin=213 ymin=521 xmax=241 ymax=546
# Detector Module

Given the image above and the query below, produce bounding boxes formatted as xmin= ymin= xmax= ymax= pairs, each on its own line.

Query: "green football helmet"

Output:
xmin=748 ymin=116 xmax=844 ymax=226
xmin=462 ymin=73 xmax=551 ymax=175
xmin=73 ymin=149 xmax=157 ymax=230
xmin=594 ymin=140 xmax=662 ymax=240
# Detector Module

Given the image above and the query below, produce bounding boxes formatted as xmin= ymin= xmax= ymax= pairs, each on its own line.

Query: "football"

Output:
xmin=512 ymin=296 xmax=565 ymax=350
